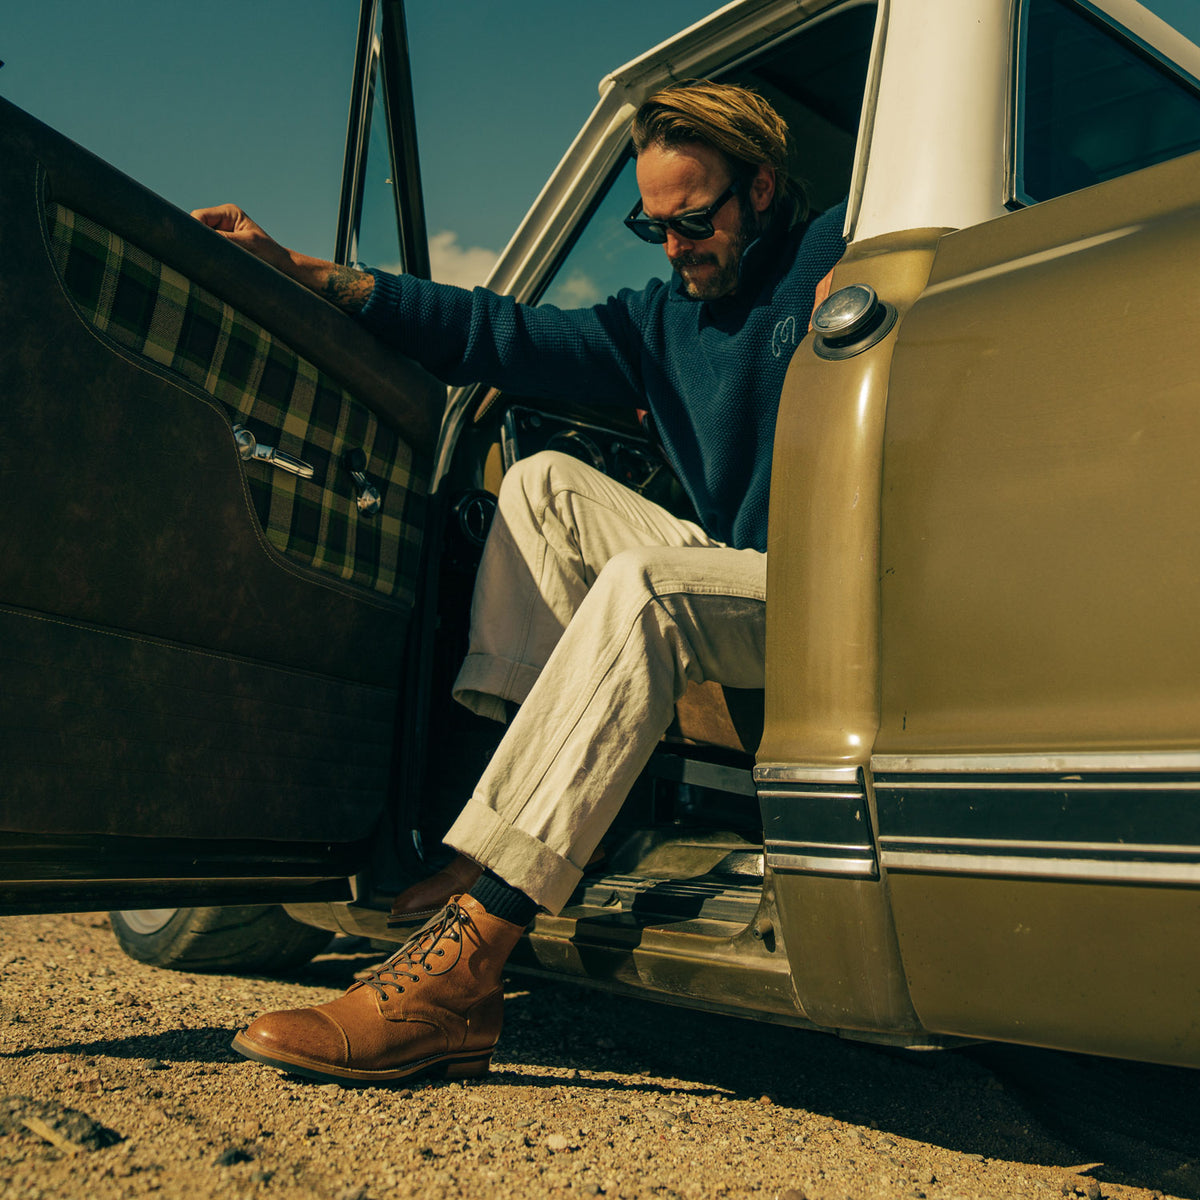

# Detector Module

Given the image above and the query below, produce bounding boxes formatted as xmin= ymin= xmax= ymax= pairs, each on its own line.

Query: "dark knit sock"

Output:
xmin=468 ymin=869 xmax=538 ymax=926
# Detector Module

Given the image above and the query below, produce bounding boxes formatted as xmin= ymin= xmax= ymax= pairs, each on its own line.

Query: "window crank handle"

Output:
xmin=342 ymin=447 xmax=382 ymax=516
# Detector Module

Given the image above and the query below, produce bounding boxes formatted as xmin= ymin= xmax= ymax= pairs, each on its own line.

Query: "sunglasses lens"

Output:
xmin=673 ymin=217 xmax=714 ymax=240
xmin=626 ymin=218 xmax=668 ymax=244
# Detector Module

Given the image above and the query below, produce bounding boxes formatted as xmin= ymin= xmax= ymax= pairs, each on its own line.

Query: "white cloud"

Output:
xmin=427 ymin=230 xmax=500 ymax=289
xmin=544 ymin=269 xmax=602 ymax=308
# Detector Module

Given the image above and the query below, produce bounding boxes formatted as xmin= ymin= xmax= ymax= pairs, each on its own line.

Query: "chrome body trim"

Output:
xmin=758 ymin=767 xmax=879 ymax=879
xmin=882 ymin=850 xmax=1200 ymax=886
xmin=754 ymin=763 xmax=862 ymax=785
xmin=884 ymin=835 xmax=1200 ymax=854
xmin=767 ymin=852 xmax=879 ymax=876
xmin=872 ymin=754 xmax=1200 ymax=887
xmin=872 ymin=752 xmax=1200 ymax=773
xmin=880 ymin=779 xmax=1200 ymax=792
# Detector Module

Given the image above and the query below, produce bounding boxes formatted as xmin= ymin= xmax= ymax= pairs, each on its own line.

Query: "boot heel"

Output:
xmin=443 ymin=1054 xmax=491 ymax=1080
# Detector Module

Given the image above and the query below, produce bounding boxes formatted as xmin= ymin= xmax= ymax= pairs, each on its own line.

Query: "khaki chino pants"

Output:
xmin=446 ymin=450 xmax=766 ymax=913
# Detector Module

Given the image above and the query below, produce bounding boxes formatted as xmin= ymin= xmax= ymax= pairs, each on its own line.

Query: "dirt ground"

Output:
xmin=0 ymin=912 xmax=1197 ymax=1200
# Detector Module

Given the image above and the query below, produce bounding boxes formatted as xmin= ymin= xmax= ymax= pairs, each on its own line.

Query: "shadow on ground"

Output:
xmin=494 ymin=979 xmax=1200 ymax=1199
xmin=10 ymin=940 xmax=1199 ymax=1199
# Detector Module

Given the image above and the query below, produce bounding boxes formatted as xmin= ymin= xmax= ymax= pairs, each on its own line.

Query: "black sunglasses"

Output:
xmin=623 ymin=184 xmax=737 ymax=244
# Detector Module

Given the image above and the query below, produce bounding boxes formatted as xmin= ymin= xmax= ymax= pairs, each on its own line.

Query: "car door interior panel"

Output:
xmin=0 ymin=98 xmax=441 ymax=855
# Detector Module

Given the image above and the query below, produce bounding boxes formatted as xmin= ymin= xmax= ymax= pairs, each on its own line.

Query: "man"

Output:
xmin=194 ymin=81 xmax=846 ymax=1086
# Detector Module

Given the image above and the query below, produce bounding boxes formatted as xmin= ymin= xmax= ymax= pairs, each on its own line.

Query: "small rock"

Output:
xmin=394 ymin=1089 xmax=413 ymax=1099
xmin=779 ymin=1190 xmax=808 ymax=1200
xmin=1084 ymin=1180 xmax=1102 ymax=1200
xmin=214 ymin=1146 xmax=254 ymax=1166
xmin=334 ymin=1188 xmax=368 ymax=1200
xmin=646 ymin=1106 xmax=687 ymax=1127
xmin=759 ymin=1094 xmax=775 ymax=1105
xmin=251 ymin=1169 xmax=275 ymax=1184
xmin=0 ymin=1096 xmax=122 ymax=1151
xmin=545 ymin=1133 xmax=572 ymax=1152
xmin=962 ymin=1152 xmax=985 ymax=1162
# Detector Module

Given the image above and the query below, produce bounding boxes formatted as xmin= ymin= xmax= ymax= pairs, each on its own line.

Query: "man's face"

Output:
xmin=634 ymin=141 xmax=769 ymax=301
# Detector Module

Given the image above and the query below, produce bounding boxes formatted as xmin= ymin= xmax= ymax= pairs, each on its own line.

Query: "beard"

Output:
xmin=670 ymin=205 xmax=759 ymax=300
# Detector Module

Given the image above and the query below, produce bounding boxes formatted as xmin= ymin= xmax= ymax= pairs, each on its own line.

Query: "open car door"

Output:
xmin=0 ymin=0 xmax=441 ymax=914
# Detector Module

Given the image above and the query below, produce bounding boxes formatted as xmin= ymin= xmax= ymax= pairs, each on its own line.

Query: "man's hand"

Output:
xmin=190 ymin=204 xmax=374 ymax=314
xmin=808 ymin=266 xmax=836 ymax=332
xmin=191 ymin=204 xmax=292 ymax=273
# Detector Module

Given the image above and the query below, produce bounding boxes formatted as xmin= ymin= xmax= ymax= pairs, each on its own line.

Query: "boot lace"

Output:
xmin=361 ymin=899 xmax=471 ymax=1000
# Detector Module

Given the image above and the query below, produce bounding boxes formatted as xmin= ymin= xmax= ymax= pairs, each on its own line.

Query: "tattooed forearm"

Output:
xmin=320 ymin=265 xmax=374 ymax=313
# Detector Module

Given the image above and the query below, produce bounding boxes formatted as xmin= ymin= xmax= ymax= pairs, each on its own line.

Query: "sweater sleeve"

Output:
xmin=355 ymin=269 xmax=654 ymax=408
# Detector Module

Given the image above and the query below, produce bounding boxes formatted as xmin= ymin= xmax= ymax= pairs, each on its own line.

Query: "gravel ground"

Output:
xmin=0 ymin=912 xmax=1197 ymax=1200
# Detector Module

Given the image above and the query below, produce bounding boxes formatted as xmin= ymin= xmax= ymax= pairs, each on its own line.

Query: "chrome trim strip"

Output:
xmin=757 ymin=788 xmax=865 ymax=802
xmin=754 ymin=764 xmax=862 ymax=785
xmin=881 ymin=835 xmax=1200 ymax=855
xmin=876 ymin=779 xmax=1200 ymax=792
xmin=882 ymin=850 xmax=1200 ymax=885
xmin=771 ymin=839 xmax=875 ymax=854
xmin=767 ymin=852 xmax=878 ymax=877
xmin=871 ymin=752 xmax=1200 ymax=774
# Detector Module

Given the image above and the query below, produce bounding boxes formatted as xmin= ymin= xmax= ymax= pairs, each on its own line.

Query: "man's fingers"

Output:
xmin=189 ymin=203 xmax=251 ymax=233
xmin=188 ymin=204 xmax=290 ymax=272
xmin=808 ymin=267 xmax=836 ymax=331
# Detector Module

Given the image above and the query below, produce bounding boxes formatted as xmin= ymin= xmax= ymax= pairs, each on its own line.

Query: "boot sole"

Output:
xmin=231 ymin=1032 xmax=492 ymax=1087
xmin=385 ymin=905 xmax=443 ymax=929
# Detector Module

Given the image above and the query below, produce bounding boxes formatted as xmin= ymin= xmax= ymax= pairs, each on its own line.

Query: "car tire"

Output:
xmin=108 ymin=905 xmax=332 ymax=974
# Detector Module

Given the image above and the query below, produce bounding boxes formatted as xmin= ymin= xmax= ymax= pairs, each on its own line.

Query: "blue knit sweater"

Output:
xmin=357 ymin=200 xmax=847 ymax=551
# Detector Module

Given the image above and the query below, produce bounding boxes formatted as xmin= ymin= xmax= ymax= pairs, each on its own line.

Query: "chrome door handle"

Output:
xmin=231 ymin=424 xmax=314 ymax=479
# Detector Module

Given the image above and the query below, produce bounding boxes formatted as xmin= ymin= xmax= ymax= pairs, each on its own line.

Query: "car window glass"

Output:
xmin=536 ymin=1 xmax=876 ymax=310
xmin=355 ymin=56 xmax=404 ymax=272
xmin=540 ymin=157 xmax=666 ymax=309
xmin=1016 ymin=0 xmax=1200 ymax=204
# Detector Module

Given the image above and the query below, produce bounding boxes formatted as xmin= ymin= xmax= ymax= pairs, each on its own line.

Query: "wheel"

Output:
xmin=108 ymin=905 xmax=332 ymax=973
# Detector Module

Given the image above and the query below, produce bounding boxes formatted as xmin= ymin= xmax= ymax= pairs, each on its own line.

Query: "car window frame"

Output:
xmin=1008 ymin=0 xmax=1200 ymax=209
xmin=336 ymin=0 xmax=430 ymax=278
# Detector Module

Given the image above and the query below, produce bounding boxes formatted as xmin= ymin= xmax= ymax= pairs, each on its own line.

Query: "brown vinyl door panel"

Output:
xmin=873 ymin=151 xmax=1200 ymax=1064
xmin=0 ymin=99 xmax=442 ymax=868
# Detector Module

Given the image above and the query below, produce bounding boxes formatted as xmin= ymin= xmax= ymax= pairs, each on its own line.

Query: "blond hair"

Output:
xmin=631 ymin=80 xmax=807 ymax=225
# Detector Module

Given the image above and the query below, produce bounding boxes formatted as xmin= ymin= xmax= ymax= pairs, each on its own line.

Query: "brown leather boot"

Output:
xmin=387 ymin=853 xmax=482 ymax=929
xmin=232 ymin=895 xmax=524 ymax=1086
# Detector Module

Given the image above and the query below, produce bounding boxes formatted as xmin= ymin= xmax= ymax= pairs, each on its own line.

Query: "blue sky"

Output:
xmin=0 ymin=1 xmax=715 ymax=269
xmin=3 ymin=0 xmax=1199 ymax=284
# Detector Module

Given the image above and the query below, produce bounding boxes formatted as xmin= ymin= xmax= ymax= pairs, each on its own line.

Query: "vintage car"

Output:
xmin=3 ymin=0 xmax=1200 ymax=1069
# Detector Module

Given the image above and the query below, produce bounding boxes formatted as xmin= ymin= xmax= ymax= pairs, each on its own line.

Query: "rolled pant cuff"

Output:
xmin=452 ymin=653 xmax=544 ymax=721
xmin=444 ymin=796 xmax=583 ymax=915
